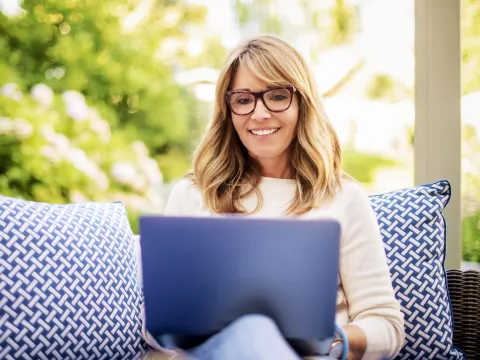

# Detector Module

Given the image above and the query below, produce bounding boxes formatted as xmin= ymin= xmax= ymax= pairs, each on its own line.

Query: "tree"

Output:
xmin=0 ymin=0 xmax=226 ymax=232
xmin=234 ymin=0 xmax=358 ymax=60
xmin=0 ymin=0 xmax=213 ymax=181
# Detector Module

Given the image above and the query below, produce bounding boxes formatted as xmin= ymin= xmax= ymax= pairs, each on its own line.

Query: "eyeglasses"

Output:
xmin=225 ymin=86 xmax=296 ymax=116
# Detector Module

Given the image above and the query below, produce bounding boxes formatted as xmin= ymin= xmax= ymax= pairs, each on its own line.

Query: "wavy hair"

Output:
xmin=188 ymin=35 xmax=345 ymax=215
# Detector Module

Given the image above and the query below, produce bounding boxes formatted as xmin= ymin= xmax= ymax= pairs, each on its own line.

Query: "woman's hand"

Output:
xmin=341 ymin=325 xmax=367 ymax=360
xmin=142 ymin=349 xmax=190 ymax=360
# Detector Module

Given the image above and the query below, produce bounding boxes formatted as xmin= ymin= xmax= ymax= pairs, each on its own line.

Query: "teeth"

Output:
xmin=250 ymin=128 xmax=279 ymax=136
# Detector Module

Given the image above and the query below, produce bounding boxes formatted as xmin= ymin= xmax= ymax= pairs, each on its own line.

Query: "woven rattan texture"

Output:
xmin=447 ymin=269 xmax=480 ymax=360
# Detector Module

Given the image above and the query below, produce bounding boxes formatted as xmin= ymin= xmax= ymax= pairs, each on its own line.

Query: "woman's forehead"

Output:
xmin=230 ymin=65 xmax=268 ymax=92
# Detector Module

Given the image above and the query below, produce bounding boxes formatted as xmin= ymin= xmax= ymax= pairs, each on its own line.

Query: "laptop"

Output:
xmin=139 ymin=215 xmax=341 ymax=349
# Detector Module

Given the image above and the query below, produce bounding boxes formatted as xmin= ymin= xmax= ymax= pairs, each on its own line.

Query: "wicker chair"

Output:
xmin=447 ymin=269 xmax=480 ymax=360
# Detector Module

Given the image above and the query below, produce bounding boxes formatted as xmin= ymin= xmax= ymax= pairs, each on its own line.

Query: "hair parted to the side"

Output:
xmin=187 ymin=34 xmax=346 ymax=215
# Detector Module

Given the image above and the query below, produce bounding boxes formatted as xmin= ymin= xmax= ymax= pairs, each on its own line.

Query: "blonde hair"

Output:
xmin=188 ymin=34 xmax=344 ymax=215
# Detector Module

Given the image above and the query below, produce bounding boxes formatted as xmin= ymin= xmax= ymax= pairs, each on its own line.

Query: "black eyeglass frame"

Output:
xmin=225 ymin=86 xmax=297 ymax=116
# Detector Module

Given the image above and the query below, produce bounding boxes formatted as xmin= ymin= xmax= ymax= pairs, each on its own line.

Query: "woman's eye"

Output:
xmin=236 ymin=98 xmax=252 ymax=105
xmin=270 ymin=95 xmax=287 ymax=101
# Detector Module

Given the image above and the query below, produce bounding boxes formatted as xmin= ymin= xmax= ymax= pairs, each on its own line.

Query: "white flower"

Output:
xmin=67 ymin=147 xmax=110 ymax=190
xmin=39 ymin=126 xmax=109 ymax=191
xmin=112 ymin=163 xmax=149 ymax=192
xmin=62 ymin=90 xmax=89 ymax=121
xmin=66 ymin=102 xmax=90 ymax=122
xmin=111 ymin=162 xmax=137 ymax=185
xmin=141 ymin=158 xmax=163 ymax=185
xmin=62 ymin=90 xmax=86 ymax=104
xmin=131 ymin=141 xmax=149 ymax=159
xmin=70 ymin=191 xmax=89 ymax=203
xmin=40 ymin=125 xmax=55 ymax=141
xmin=95 ymin=171 xmax=110 ymax=191
xmin=40 ymin=145 xmax=62 ymax=163
xmin=0 ymin=116 xmax=13 ymax=134
xmin=131 ymin=141 xmax=163 ymax=186
xmin=0 ymin=83 xmax=23 ymax=101
xmin=55 ymin=135 xmax=70 ymax=152
xmin=133 ymin=176 xmax=148 ymax=192
xmin=89 ymin=109 xmax=111 ymax=142
xmin=0 ymin=117 xmax=32 ymax=139
xmin=121 ymin=188 xmax=164 ymax=213
xmin=12 ymin=118 xmax=33 ymax=139
xmin=41 ymin=125 xmax=70 ymax=151
xmin=68 ymin=148 xmax=94 ymax=175
xmin=146 ymin=186 xmax=164 ymax=209
xmin=123 ymin=194 xmax=150 ymax=212
xmin=31 ymin=83 xmax=54 ymax=107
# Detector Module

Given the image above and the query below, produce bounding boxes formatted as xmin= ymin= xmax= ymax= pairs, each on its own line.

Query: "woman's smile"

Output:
xmin=249 ymin=127 xmax=281 ymax=136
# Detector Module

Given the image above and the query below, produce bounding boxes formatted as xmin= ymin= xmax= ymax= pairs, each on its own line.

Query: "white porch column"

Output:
xmin=414 ymin=0 xmax=462 ymax=269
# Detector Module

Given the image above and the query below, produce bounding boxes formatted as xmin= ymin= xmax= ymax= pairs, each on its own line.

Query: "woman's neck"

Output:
xmin=253 ymin=155 xmax=292 ymax=179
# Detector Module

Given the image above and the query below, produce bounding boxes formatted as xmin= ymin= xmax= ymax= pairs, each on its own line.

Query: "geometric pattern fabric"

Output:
xmin=370 ymin=181 xmax=465 ymax=359
xmin=0 ymin=196 xmax=148 ymax=359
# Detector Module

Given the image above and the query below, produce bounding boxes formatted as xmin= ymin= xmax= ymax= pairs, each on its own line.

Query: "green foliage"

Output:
xmin=0 ymin=0 xmax=213 ymax=182
xmin=0 ymin=0 xmax=222 ymax=232
xmin=0 ymin=85 xmax=164 ymax=234
xmin=462 ymin=124 xmax=480 ymax=261
xmin=343 ymin=150 xmax=398 ymax=184
xmin=234 ymin=0 xmax=358 ymax=62
xmin=328 ymin=0 xmax=358 ymax=45
xmin=462 ymin=0 xmax=480 ymax=95
xmin=463 ymin=213 xmax=480 ymax=263
xmin=234 ymin=0 xmax=281 ymax=34
xmin=180 ymin=35 xmax=229 ymax=70
xmin=366 ymin=74 xmax=395 ymax=100
xmin=366 ymin=74 xmax=412 ymax=103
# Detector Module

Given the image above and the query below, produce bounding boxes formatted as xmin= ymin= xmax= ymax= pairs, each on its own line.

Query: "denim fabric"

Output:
xmin=185 ymin=314 xmax=335 ymax=360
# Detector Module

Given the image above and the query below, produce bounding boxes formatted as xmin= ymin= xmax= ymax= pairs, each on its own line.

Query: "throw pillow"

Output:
xmin=370 ymin=180 xmax=466 ymax=359
xmin=0 ymin=196 xmax=148 ymax=360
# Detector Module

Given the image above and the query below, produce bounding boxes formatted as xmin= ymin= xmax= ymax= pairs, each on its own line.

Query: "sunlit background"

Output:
xmin=0 ymin=0 xmax=479 ymax=266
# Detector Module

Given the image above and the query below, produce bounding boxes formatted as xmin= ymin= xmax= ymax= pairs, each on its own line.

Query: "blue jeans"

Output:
xmin=174 ymin=314 xmax=335 ymax=360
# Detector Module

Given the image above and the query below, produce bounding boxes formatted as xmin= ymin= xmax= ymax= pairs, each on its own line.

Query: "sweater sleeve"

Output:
xmin=339 ymin=181 xmax=405 ymax=360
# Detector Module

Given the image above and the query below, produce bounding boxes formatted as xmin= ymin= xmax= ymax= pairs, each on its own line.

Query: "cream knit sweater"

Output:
xmin=163 ymin=177 xmax=405 ymax=360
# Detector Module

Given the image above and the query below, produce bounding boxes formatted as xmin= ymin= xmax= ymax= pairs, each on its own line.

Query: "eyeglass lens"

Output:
xmin=228 ymin=88 xmax=292 ymax=115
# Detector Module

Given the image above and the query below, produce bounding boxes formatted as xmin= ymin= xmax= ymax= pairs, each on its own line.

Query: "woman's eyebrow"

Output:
xmin=231 ymin=86 xmax=276 ymax=92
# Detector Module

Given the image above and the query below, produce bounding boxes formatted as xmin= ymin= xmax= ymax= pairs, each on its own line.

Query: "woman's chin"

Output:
xmin=247 ymin=149 xmax=287 ymax=161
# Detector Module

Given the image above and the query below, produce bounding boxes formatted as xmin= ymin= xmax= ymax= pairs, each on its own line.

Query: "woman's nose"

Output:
xmin=251 ymin=98 xmax=271 ymax=121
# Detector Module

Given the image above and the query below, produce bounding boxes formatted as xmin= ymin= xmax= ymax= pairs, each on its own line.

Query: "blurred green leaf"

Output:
xmin=343 ymin=151 xmax=398 ymax=184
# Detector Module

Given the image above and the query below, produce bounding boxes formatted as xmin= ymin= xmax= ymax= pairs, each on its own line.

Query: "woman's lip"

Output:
xmin=249 ymin=128 xmax=280 ymax=136
xmin=248 ymin=127 xmax=280 ymax=131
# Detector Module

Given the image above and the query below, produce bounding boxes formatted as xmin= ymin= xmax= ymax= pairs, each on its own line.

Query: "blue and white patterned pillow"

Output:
xmin=370 ymin=180 xmax=466 ymax=360
xmin=0 ymin=196 xmax=148 ymax=360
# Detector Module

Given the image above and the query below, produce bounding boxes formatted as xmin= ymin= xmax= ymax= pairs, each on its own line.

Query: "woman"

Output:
xmin=149 ymin=35 xmax=405 ymax=360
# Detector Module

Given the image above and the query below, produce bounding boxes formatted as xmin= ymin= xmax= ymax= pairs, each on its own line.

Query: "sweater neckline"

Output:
xmin=260 ymin=176 xmax=296 ymax=186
